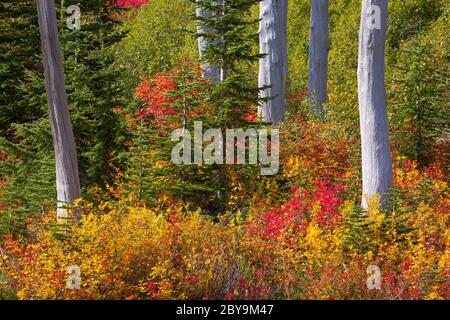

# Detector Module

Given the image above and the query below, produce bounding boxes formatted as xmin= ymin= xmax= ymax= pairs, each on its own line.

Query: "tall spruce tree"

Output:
xmin=192 ymin=0 xmax=264 ymax=125
xmin=389 ymin=41 xmax=448 ymax=167
xmin=0 ymin=1 xmax=129 ymax=233
xmin=60 ymin=1 xmax=130 ymax=190
xmin=123 ymin=66 xmax=218 ymax=211
xmin=0 ymin=0 xmax=42 ymax=135
xmin=192 ymin=0 xmax=265 ymax=211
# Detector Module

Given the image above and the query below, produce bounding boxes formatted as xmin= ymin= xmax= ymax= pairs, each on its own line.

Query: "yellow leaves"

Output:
xmin=228 ymin=210 xmax=244 ymax=233
xmin=425 ymin=292 xmax=442 ymax=300
xmin=406 ymin=170 xmax=420 ymax=182
xmin=302 ymin=223 xmax=343 ymax=268
xmin=433 ymin=181 xmax=448 ymax=193
xmin=340 ymin=200 xmax=355 ymax=217
xmin=73 ymin=198 xmax=84 ymax=207
xmin=286 ymin=155 xmax=301 ymax=178
xmin=154 ymin=160 xmax=168 ymax=169
xmin=394 ymin=168 xmax=405 ymax=184
xmin=3 ymin=162 xmax=448 ymax=300
xmin=98 ymin=201 xmax=112 ymax=211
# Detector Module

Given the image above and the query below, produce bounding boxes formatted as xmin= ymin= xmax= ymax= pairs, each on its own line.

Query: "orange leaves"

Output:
xmin=1 ymin=117 xmax=448 ymax=300
xmin=132 ymin=66 xmax=208 ymax=131
xmin=280 ymin=119 xmax=352 ymax=186
xmin=135 ymin=75 xmax=179 ymax=121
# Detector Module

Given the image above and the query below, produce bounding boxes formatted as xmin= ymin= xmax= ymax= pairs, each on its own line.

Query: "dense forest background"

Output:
xmin=0 ymin=0 xmax=448 ymax=300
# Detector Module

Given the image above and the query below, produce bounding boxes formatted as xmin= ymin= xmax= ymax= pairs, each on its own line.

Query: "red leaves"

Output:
xmin=312 ymin=180 xmax=346 ymax=229
xmin=237 ymin=275 xmax=271 ymax=300
xmin=243 ymin=112 xmax=257 ymax=123
xmin=135 ymin=76 xmax=178 ymax=119
xmin=145 ymin=281 xmax=159 ymax=296
xmin=133 ymin=68 xmax=206 ymax=130
xmin=109 ymin=0 xmax=149 ymax=9
xmin=247 ymin=180 xmax=346 ymax=242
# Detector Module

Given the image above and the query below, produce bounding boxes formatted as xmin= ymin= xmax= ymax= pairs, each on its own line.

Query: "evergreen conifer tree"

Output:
xmin=389 ymin=40 xmax=448 ymax=167
xmin=191 ymin=0 xmax=266 ymax=211
xmin=124 ymin=65 xmax=219 ymax=211
xmin=0 ymin=1 xmax=130 ymax=234
xmin=0 ymin=0 xmax=42 ymax=134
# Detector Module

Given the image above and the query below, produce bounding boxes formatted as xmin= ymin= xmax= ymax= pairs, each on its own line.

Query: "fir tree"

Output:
xmin=191 ymin=0 xmax=266 ymax=211
xmin=192 ymin=0 xmax=264 ymax=126
xmin=0 ymin=1 xmax=130 ymax=234
xmin=389 ymin=39 xmax=448 ymax=167
xmin=60 ymin=0 xmax=131 ymax=190
xmin=124 ymin=65 xmax=218 ymax=211
xmin=0 ymin=0 xmax=42 ymax=135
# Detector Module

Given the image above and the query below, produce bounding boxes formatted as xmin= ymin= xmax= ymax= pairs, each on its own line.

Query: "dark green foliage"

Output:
xmin=60 ymin=1 xmax=131 ymax=189
xmin=0 ymin=120 xmax=55 ymax=236
xmin=191 ymin=0 xmax=265 ymax=211
xmin=0 ymin=1 xmax=130 ymax=235
xmin=388 ymin=0 xmax=446 ymax=49
xmin=343 ymin=188 xmax=416 ymax=256
xmin=124 ymin=67 xmax=218 ymax=210
xmin=191 ymin=0 xmax=265 ymax=126
xmin=389 ymin=40 xmax=448 ymax=167
xmin=0 ymin=0 xmax=42 ymax=135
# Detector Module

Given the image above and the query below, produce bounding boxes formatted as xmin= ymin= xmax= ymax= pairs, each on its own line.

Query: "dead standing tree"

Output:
xmin=37 ymin=0 xmax=81 ymax=221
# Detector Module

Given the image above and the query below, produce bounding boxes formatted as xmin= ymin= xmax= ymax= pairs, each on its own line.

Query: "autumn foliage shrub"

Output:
xmin=1 ymin=115 xmax=448 ymax=300
xmin=110 ymin=0 xmax=149 ymax=9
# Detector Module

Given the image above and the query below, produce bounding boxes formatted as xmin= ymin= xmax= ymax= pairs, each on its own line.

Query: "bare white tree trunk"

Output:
xmin=307 ymin=0 xmax=329 ymax=116
xmin=196 ymin=1 xmax=222 ymax=84
xmin=358 ymin=0 xmax=393 ymax=209
xmin=258 ymin=0 xmax=288 ymax=124
xmin=37 ymin=0 xmax=81 ymax=220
